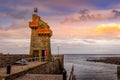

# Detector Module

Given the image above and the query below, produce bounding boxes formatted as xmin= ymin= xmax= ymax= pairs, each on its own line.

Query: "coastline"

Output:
xmin=87 ymin=57 xmax=120 ymax=65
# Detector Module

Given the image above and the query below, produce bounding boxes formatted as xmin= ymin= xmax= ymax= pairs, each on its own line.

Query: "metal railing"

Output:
xmin=22 ymin=55 xmax=62 ymax=62
xmin=68 ymin=65 xmax=75 ymax=80
xmin=23 ymin=57 xmax=47 ymax=62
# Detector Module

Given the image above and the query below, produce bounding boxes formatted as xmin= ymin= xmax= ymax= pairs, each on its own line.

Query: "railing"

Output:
xmin=23 ymin=57 xmax=47 ymax=62
xmin=68 ymin=65 xmax=76 ymax=80
xmin=22 ymin=55 xmax=62 ymax=62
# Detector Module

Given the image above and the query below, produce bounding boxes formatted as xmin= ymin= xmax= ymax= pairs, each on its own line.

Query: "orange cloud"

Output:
xmin=94 ymin=23 xmax=120 ymax=34
xmin=93 ymin=23 xmax=120 ymax=39
xmin=53 ymin=23 xmax=120 ymax=40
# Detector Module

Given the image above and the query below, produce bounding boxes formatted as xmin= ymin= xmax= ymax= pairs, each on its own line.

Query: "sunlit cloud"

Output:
xmin=0 ymin=0 xmax=120 ymax=54
xmin=94 ymin=23 xmax=120 ymax=39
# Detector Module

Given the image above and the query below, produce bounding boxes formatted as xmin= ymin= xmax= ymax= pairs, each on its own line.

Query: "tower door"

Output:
xmin=42 ymin=50 xmax=45 ymax=61
xmin=42 ymin=50 xmax=45 ymax=57
xmin=33 ymin=50 xmax=39 ymax=57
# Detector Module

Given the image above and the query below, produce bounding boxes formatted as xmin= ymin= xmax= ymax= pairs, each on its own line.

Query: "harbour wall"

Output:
xmin=0 ymin=55 xmax=64 ymax=80
xmin=0 ymin=54 xmax=31 ymax=67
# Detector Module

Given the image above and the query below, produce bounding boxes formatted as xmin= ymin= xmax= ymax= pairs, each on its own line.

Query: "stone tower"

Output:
xmin=29 ymin=9 xmax=52 ymax=61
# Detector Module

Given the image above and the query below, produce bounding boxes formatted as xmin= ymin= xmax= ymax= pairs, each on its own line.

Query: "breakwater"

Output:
xmin=0 ymin=55 xmax=64 ymax=80
xmin=87 ymin=57 xmax=120 ymax=65
xmin=0 ymin=54 xmax=31 ymax=67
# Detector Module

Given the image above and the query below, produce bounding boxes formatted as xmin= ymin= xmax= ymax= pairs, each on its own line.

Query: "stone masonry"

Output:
xmin=29 ymin=9 xmax=52 ymax=61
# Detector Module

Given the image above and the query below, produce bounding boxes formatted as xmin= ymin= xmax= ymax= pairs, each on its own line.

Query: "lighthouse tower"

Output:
xmin=29 ymin=8 xmax=52 ymax=61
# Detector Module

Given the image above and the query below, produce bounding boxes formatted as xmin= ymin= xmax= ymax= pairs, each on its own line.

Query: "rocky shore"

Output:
xmin=87 ymin=57 xmax=120 ymax=65
xmin=86 ymin=57 xmax=120 ymax=76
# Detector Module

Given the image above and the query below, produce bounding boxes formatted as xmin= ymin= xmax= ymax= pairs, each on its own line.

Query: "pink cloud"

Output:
xmin=61 ymin=9 xmax=120 ymax=23
xmin=0 ymin=20 xmax=30 ymax=39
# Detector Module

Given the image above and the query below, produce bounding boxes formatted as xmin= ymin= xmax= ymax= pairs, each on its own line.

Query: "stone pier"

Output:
xmin=0 ymin=55 xmax=64 ymax=80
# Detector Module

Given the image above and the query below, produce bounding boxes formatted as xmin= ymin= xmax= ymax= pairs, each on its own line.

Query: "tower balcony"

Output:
xmin=29 ymin=21 xmax=38 ymax=29
xmin=37 ymin=29 xmax=52 ymax=37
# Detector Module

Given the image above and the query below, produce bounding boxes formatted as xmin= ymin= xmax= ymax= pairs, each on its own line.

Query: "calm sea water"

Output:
xmin=64 ymin=54 xmax=120 ymax=80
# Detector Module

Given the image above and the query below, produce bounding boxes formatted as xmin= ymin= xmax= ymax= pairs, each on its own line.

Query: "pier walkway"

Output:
xmin=0 ymin=61 xmax=46 ymax=76
xmin=0 ymin=55 xmax=64 ymax=80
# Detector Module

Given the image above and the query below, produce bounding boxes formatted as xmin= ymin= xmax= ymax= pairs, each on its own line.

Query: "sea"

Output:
xmin=64 ymin=54 xmax=120 ymax=80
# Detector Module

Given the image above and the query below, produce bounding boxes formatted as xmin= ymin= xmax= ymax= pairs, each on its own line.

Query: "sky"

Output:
xmin=0 ymin=0 xmax=120 ymax=54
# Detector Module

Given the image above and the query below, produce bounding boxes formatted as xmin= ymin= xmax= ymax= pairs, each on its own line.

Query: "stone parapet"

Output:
xmin=0 ymin=55 xmax=64 ymax=80
xmin=0 ymin=54 xmax=31 ymax=68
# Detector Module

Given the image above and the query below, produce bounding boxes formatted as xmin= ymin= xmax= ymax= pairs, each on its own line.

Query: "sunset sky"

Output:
xmin=0 ymin=0 xmax=120 ymax=54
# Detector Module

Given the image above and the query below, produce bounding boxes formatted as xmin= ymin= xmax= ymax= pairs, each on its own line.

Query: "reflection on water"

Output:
xmin=64 ymin=54 xmax=120 ymax=80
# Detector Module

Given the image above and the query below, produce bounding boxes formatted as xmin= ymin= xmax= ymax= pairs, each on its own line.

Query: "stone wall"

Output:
xmin=0 ymin=54 xmax=31 ymax=67
xmin=28 ymin=59 xmax=62 ymax=74
xmin=0 ymin=55 xmax=64 ymax=80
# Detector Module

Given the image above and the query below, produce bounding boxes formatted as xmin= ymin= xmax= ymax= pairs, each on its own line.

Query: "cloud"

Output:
xmin=0 ymin=0 xmax=120 ymax=54
xmin=53 ymin=23 xmax=120 ymax=40
xmin=0 ymin=38 xmax=30 ymax=54
xmin=95 ymin=23 xmax=120 ymax=33
xmin=51 ymin=38 xmax=95 ymax=45
xmin=112 ymin=10 xmax=120 ymax=18
xmin=61 ymin=9 xmax=120 ymax=23
xmin=51 ymin=38 xmax=120 ymax=54
xmin=6 ymin=10 xmax=29 ymax=20
xmin=0 ymin=29 xmax=30 ymax=39
xmin=94 ymin=23 xmax=120 ymax=39
xmin=0 ymin=19 xmax=28 ymax=30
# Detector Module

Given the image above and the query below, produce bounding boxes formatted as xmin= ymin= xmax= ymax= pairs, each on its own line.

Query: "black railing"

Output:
xmin=23 ymin=55 xmax=62 ymax=62
xmin=68 ymin=65 xmax=74 ymax=80
xmin=23 ymin=57 xmax=48 ymax=62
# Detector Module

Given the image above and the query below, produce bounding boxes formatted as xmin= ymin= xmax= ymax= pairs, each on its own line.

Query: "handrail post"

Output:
xmin=68 ymin=65 xmax=74 ymax=80
xmin=62 ymin=69 xmax=67 ymax=80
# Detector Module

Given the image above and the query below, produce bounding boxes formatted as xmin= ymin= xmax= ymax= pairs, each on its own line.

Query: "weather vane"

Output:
xmin=34 ymin=8 xmax=38 ymax=13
